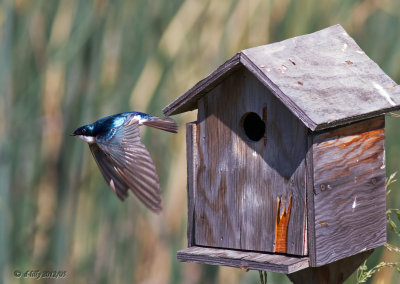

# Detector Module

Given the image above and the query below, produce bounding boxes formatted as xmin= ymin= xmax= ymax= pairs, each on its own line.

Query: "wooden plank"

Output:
xmin=177 ymin=246 xmax=310 ymax=274
xmin=306 ymin=133 xmax=316 ymax=266
xmin=194 ymin=68 xmax=308 ymax=255
xmin=194 ymin=94 xmax=241 ymax=249
xmin=186 ymin=122 xmax=198 ymax=247
xmin=312 ymin=116 xmax=386 ymax=266
xmin=163 ymin=53 xmax=241 ymax=116
xmin=163 ymin=24 xmax=400 ymax=131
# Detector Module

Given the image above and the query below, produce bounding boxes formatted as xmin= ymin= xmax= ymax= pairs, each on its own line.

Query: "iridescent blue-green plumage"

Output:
xmin=71 ymin=111 xmax=178 ymax=213
xmin=73 ymin=112 xmax=155 ymax=139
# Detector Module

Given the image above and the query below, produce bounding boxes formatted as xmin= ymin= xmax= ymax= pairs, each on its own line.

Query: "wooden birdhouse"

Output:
xmin=163 ymin=25 xmax=400 ymax=274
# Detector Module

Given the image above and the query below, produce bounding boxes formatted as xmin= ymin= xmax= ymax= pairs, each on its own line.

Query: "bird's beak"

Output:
xmin=70 ymin=133 xmax=77 ymax=136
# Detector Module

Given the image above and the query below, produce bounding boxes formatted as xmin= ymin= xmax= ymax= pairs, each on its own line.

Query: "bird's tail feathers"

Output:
xmin=143 ymin=117 xmax=178 ymax=133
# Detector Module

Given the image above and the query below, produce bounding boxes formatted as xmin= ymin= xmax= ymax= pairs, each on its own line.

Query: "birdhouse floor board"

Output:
xmin=177 ymin=246 xmax=310 ymax=274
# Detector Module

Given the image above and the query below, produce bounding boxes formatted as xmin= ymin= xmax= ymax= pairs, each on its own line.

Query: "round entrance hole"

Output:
xmin=241 ymin=112 xmax=265 ymax=142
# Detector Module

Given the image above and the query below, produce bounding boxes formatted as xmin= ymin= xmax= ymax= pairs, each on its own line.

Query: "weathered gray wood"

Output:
xmin=186 ymin=122 xmax=198 ymax=247
xmin=305 ymin=133 xmax=316 ymax=266
xmin=163 ymin=53 xmax=241 ymax=116
xmin=177 ymin=246 xmax=310 ymax=274
xmin=241 ymin=25 xmax=400 ymax=131
xmin=163 ymin=24 xmax=400 ymax=131
xmin=239 ymin=52 xmax=316 ymax=130
xmin=194 ymin=68 xmax=308 ymax=255
xmin=194 ymin=94 xmax=241 ymax=250
xmin=287 ymin=249 xmax=373 ymax=284
xmin=312 ymin=116 xmax=386 ymax=266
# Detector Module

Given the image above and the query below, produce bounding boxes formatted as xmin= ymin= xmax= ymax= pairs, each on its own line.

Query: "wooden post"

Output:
xmin=287 ymin=249 xmax=373 ymax=284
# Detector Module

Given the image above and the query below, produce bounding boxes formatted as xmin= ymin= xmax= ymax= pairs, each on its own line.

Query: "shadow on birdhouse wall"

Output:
xmin=197 ymin=67 xmax=310 ymax=180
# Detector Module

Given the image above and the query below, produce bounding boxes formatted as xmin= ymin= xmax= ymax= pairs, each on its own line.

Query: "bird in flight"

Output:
xmin=71 ymin=111 xmax=178 ymax=213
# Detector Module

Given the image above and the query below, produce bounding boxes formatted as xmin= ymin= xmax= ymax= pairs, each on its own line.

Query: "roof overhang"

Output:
xmin=163 ymin=24 xmax=400 ymax=131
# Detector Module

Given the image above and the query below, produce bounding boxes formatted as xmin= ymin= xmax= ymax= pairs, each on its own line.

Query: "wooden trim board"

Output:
xmin=163 ymin=53 xmax=241 ymax=116
xmin=186 ymin=122 xmax=197 ymax=247
xmin=177 ymin=246 xmax=310 ymax=274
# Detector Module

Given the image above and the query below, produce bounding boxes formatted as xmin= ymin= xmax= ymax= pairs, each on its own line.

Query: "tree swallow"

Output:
xmin=71 ymin=111 xmax=178 ymax=213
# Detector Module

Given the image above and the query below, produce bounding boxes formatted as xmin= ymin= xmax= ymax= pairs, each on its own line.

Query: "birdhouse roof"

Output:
xmin=163 ymin=24 xmax=400 ymax=131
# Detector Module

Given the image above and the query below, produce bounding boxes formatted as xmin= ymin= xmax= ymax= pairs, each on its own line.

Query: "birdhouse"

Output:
xmin=163 ymin=25 xmax=400 ymax=273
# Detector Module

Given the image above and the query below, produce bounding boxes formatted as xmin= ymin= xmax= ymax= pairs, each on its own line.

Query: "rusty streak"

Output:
xmin=274 ymin=193 xmax=293 ymax=253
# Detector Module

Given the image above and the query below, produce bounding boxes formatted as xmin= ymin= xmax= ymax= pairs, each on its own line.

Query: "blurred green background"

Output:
xmin=1 ymin=0 xmax=400 ymax=283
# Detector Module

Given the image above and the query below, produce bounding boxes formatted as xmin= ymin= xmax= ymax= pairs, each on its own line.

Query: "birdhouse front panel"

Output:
xmin=189 ymin=67 xmax=309 ymax=256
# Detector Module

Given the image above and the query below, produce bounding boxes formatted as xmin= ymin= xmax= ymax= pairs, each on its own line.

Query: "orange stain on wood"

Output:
xmin=337 ymin=128 xmax=384 ymax=149
xmin=274 ymin=193 xmax=293 ymax=253
xmin=319 ymin=221 xmax=328 ymax=227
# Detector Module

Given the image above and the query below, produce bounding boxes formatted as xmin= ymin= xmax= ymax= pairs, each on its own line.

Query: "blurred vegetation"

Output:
xmin=1 ymin=0 xmax=400 ymax=283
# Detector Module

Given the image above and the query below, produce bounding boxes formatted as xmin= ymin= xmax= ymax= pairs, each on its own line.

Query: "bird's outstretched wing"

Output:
xmin=93 ymin=118 xmax=162 ymax=213
xmin=89 ymin=143 xmax=129 ymax=200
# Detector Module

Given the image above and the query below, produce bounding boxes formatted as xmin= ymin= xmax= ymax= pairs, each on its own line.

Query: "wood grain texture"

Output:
xmin=312 ymin=116 xmax=386 ymax=266
xmin=288 ymin=249 xmax=373 ymax=284
xmin=241 ymin=25 xmax=400 ymax=131
xmin=186 ymin=122 xmax=198 ymax=247
xmin=194 ymin=68 xmax=308 ymax=255
xmin=163 ymin=24 xmax=400 ymax=130
xmin=305 ymin=133 xmax=316 ymax=266
xmin=177 ymin=246 xmax=310 ymax=274
xmin=239 ymin=53 xmax=317 ymax=131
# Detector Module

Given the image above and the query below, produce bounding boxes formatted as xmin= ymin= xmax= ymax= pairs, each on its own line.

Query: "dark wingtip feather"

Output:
xmin=143 ymin=117 xmax=178 ymax=133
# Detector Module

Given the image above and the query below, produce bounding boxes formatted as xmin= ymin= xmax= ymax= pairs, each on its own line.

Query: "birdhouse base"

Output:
xmin=177 ymin=246 xmax=310 ymax=274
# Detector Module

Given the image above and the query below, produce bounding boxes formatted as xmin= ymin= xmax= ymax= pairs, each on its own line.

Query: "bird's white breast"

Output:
xmin=77 ymin=135 xmax=96 ymax=143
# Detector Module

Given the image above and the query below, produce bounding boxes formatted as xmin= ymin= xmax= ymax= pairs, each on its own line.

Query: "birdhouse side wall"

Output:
xmin=309 ymin=116 xmax=386 ymax=266
xmin=190 ymin=68 xmax=309 ymax=256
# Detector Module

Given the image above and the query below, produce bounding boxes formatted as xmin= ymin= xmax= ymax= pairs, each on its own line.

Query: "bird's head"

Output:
xmin=71 ymin=124 xmax=95 ymax=143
